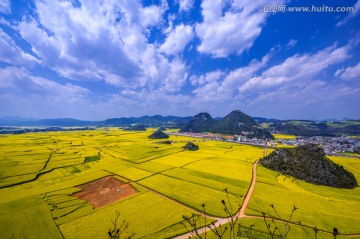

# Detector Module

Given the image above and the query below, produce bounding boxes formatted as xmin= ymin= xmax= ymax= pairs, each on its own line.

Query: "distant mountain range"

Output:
xmin=0 ymin=115 xmax=192 ymax=127
xmin=101 ymin=115 xmax=192 ymax=128
xmin=0 ymin=117 xmax=95 ymax=127
xmin=0 ymin=115 xmax=291 ymax=127
xmin=264 ymin=120 xmax=360 ymax=137
xmin=0 ymin=114 xmax=359 ymax=137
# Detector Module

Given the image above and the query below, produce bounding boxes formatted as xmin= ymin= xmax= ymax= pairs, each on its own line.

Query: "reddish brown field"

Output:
xmin=72 ymin=176 xmax=138 ymax=208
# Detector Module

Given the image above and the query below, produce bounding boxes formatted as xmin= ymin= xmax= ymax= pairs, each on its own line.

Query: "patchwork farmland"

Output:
xmin=0 ymin=128 xmax=359 ymax=238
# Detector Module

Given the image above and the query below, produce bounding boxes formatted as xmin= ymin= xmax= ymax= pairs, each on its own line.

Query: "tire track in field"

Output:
xmin=39 ymin=153 xmax=53 ymax=172
xmin=0 ymin=156 xmax=86 ymax=189
xmin=0 ymin=154 xmax=53 ymax=188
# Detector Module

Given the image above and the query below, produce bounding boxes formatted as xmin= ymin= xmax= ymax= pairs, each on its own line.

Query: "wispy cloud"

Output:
xmin=286 ymin=39 xmax=298 ymax=49
xmin=337 ymin=0 xmax=360 ymax=26
xmin=0 ymin=66 xmax=91 ymax=118
xmin=0 ymin=29 xmax=40 ymax=67
xmin=239 ymin=44 xmax=351 ymax=92
xmin=335 ymin=62 xmax=360 ymax=80
xmin=0 ymin=0 xmax=11 ymax=15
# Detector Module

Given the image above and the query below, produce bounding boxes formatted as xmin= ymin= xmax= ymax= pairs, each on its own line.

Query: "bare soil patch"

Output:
xmin=72 ymin=176 xmax=138 ymax=208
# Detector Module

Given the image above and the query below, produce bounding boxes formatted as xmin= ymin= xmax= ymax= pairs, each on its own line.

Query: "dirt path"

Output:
xmin=237 ymin=159 xmax=258 ymax=218
xmin=173 ymin=158 xmax=259 ymax=239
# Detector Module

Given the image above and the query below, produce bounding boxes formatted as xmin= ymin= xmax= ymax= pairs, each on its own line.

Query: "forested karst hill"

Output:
xmin=180 ymin=110 xmax=274 ymax=140
xmin=260 ymin=144 xmax=358 ymax=189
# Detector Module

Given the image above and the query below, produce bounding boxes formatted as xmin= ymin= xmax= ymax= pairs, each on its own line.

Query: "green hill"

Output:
xmin=183 ymin=142 xmax=199 ymax=151
xmin=148 ymin=130 xmax=169 ymax=139
xmin=179 ymin=112 xmax=216 ymax=133
xmin=260 ymin=144 xmax=357 ymax=189
xmin=180 ymin=110 xmax=273 ymax=139
xmin=213 ymin=110 xmax=274 ymax=139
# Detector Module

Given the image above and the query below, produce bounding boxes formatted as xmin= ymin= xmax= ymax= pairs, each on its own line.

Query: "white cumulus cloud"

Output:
xmin=195 ymin=0 xmax=285 ymax=58
xmin=177 ymin=0 xmax=195 ymax=12
xmin=14 ymin=0 xmax=188 ymax=93
xmin=140 ymin=5 xmax=162 ymax=28
xmin=160 ymin=24 xmax=194 ymax=55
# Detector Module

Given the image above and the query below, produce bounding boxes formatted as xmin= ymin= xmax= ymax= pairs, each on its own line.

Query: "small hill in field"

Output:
xmin=183 ymin=142 xmax=199 ymax=151
xmin=260 ymin=144 xmax=357 ymax=189
xmin=148 ymin=130 xmax=169 ymax=139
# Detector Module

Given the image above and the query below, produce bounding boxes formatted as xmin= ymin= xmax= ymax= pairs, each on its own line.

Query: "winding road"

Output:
xmin=173 ymin=155 xmax=261 ymax=239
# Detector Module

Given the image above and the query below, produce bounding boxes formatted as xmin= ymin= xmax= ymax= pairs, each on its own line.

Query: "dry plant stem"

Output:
xmin=108 ymin=211 xmax=135 ymax=239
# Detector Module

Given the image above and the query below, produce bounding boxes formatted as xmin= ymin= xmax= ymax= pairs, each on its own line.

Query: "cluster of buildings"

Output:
xmin=282 ymin=136 xmax=360 ymax=154
xmin=172 ymin=132 xmax=360 ymax=155
xmin=238 ymin=136 xmax=360 ymax=154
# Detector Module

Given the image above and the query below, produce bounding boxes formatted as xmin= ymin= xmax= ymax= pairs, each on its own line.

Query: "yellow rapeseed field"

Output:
xmin=0 ymin=129 xmax=359 ymax=238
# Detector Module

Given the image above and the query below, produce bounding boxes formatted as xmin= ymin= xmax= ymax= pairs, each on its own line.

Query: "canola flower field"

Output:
xmin=0 ymin=128 xmax=359 ymax=239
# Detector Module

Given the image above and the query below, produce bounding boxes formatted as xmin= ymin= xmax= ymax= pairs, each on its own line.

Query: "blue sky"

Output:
xmin=0 ymin=0 xmax=359 ymax=120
